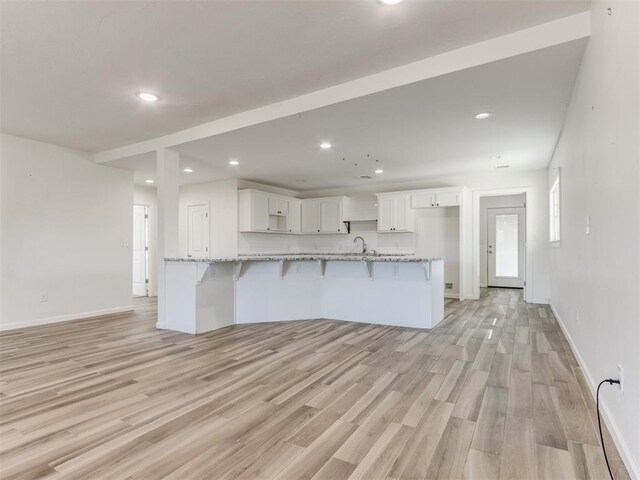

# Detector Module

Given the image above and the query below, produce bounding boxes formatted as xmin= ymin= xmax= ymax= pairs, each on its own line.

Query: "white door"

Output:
xmin=187 ymin=204 xmax=210 ymax=258
xmin=132 ymin=205 xmax=148 ymax=297
xmin=488 ymin=207 xmax=525 ymax=288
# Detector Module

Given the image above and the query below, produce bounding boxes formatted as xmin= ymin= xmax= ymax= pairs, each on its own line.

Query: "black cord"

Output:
xmin=597 ymin=378 xmax=621 ymax=480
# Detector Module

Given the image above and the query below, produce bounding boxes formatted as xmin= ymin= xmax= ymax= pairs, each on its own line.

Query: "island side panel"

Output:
xmin=235 ymin=260 xmax=322 ymax=324
xmin=321 ymin=261 xmax=436 ymax=329
xmin=195 ymin=262 xmax=236 ymax=333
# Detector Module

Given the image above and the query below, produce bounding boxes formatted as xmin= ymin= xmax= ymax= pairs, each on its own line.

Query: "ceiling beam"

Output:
xmin=94 ymin=11 xmax=590 ymax=164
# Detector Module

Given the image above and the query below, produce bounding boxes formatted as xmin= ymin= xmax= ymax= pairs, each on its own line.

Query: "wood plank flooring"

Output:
xmin=0 ymin=289 xmax=630 ymax=479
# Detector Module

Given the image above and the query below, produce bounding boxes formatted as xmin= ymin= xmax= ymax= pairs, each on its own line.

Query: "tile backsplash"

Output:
xmin=239 ymin=221 xmax=415 ymax=255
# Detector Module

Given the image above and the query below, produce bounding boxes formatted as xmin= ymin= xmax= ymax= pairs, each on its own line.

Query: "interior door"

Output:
xmin=187 ymin=204 xmax=210 ymax=258
xmin=488 ymin=207 xmax=525 ymax=288
xmin=132 ymin=205 xmax=148 ymax=297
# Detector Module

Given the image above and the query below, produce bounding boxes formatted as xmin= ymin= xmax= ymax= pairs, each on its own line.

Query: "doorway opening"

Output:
xmin=487 ymin=206 xmax=525 ymax=288
xmin=133 ymin=204 xmax=150 ymax=297
xmin=477 ymin=193 xmax=527 ymax=296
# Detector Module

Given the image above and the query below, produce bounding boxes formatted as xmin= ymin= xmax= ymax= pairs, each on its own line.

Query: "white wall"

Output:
xmin=0 ymin=134 xmax=133 ymax=329
xmin=134 ymin=185 xmax=158 ymax=296
xmin=179 ymin=179 xmax=238 ymax=257
xmin=479 ymin=194 xmax=526 ymax=287
xmin=415 ymin=207 xmax=460 ymax=296
xmin=547 ymin=2 xmax=639 ymax=477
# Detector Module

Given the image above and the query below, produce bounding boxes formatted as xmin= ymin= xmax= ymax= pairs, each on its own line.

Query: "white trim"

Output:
xmin=550 ymin=303 xmax=639 ymax=480
xmin=444 ymin=293 xmax=460 ymax=299
xmin=94 ymin=13 xmax=590 ymax=163
xmin=0 ymin=306 xmax=134 ymax=331
xmin=531 ymin=298 xmax=550 ymax=305
xmin=156 ymin=322 xmax=167 ymax=329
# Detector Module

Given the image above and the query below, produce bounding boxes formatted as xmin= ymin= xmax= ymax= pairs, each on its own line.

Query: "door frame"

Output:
xmin=472 ymin=187 xmax=534 ymax=303
xmin=133 ymin=204 xmax=150 ymax=297
xmin=487 ymin=206 xmax=526 ymax=288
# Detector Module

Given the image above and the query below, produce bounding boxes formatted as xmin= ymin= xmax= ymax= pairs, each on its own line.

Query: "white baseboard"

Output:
xmin=444 ymin=293 xmax=460 ymax=299
xmin=0 ymin=305 xmax=134 ymax=331
xmin=155 ymin=322 xmax=166 ymax=329
xmin=550 ymin=303 xmax=638 ymax=480
xmin=531 ymin=298 xmax=550 ymax=305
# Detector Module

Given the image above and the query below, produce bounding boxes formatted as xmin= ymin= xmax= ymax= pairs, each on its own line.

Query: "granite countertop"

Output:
xmin=165 ymin=254 xmax=444 ymax=263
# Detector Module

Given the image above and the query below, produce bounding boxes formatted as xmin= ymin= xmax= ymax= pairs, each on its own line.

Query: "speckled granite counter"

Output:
xmin=165 ymin=254 xmax=444 ymax=263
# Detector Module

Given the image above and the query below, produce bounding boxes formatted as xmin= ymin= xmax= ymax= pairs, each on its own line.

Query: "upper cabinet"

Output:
xmin=376 ymin=194 xmax=414 ymax=232
xmin=239 ymin=189 xmax=300 ymax=233
xmin=410 ymin=191 xmax=460 ymax=208
xmin=301 ymin=197 xmax=346 ymax=234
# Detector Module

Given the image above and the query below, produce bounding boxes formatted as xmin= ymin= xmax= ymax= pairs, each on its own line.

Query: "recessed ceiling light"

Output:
xmin=145 ymin=179 xmax=154 ymax=184
xmin=379 ymin=0 xmax=404 ymax=5
xmin=375 ymin=169 xmax=384 ymax=174
xmin=136 ymin=91 xmax=159 ymax=102
xmin=496 ymin=165 xmax=510 ymax=169
xmin=320 ymin=142 xmax=332 ymax=149
xmin=183 ymin=168 xmax=193 ymax=173
xmin=475 ymin=112 xmax=493 ymax=119
xmin=229 ymin=160 xmax=239 ymax=165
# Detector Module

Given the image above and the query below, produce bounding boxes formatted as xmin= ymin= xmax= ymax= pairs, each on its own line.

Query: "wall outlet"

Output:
xmin=585 ymin=215 xmax=591 ymax=235
xmin=39 ymin=292 xmax=48 ymax=302
xmin=445 ymin=282 xmax=453 ymax=290
xmin=392 ymin=265 xmax=399 ymax=277
xmin=617 ymin=364 xmax=624 ymax=395
xmin=296 ymin=264 xmax=302 ymax=274
xmin=574 ymin=308 xmax=579 ymax=325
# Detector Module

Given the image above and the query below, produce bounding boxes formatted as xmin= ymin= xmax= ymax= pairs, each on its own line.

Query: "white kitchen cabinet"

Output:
xmin=287 ymin=199 xmax=301 ymax=233
xmin=410 ymin=191 xmax=460 ymax=208
xmin=301 ymin=197 xmax=346 ymax=234
xmin=376 ymin=194 xmax=414 ymax=232
xmin=239 ymin=190 xmax=297 ymax=233
xmin=434 ymin=192 xmax=460 ymax=207
xmin=268 ymin=196 xmax=289 ymax=216
xmin=411 ymin=193 xmax=435 ymax=208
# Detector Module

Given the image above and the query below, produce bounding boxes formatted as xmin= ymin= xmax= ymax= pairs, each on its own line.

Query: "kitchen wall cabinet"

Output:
xmin=287 ymin=199 xmax=301 ymax=233
xmin=301 ymin=197 xmax=346 ymax=234
xmin=376 ymin=194 xmax=414 ymax=232
xmin=410 ymin=191 xmax=460 ymax=208
xmin=239 ymin=189 xmax=297 ymax=233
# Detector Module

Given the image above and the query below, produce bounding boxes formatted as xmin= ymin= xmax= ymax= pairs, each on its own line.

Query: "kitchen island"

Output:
xmin=162 ymin=254 xmax=444 ymax=334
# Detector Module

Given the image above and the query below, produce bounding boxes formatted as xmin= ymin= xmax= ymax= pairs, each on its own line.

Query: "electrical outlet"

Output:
xmin=586 ymin=216 xmax=591 ymax=235
xmin=617 ymin=364 xmax=624 ymax=395
xmin=39 ymin=292 xmax=48 ymax=302
xmin=445 ymin=282 xmax=453 ymax=290
xmin=392 ymin=265 xmax=399 ymax=277
xmin=296 ymin=264 xmax=302 ymax=274
xmin=574 ymin=308 xmax=579 ymax=324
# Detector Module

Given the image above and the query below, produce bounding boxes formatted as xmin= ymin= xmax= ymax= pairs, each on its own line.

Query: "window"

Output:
xmin=549 ymin=170 xmax=561 ymax=243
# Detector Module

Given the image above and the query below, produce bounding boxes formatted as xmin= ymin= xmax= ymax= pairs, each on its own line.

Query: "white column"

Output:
xmin=156 ymin=148 xmax=180 ymax=328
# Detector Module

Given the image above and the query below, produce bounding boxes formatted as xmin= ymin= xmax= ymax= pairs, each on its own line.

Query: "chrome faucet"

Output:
xmin=354 ymin=236 xmax=366 ymax=254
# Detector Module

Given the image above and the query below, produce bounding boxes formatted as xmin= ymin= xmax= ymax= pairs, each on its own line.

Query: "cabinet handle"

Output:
xmin=318 ymin=229 xmax=320 ymax=232
xmin=437 ymin=203 xmax=439 ymax=206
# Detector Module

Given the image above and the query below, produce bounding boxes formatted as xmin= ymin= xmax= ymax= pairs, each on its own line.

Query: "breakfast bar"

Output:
xmin=163 ymin=255 xmax=444 ymax=334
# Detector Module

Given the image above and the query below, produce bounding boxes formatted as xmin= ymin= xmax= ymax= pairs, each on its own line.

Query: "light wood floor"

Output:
xmin=0 ymin=289 xmax=630 ymax=480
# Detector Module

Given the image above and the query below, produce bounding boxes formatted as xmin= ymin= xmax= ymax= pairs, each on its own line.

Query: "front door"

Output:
xmin=488 ymin=207 xmax=525 ymax=288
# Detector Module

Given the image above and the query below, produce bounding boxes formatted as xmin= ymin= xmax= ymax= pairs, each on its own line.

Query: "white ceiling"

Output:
xmin=1 ymin=0 xmax=588 ymax=153
xmin=112 ymin=38 xmax=587 ymax=191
